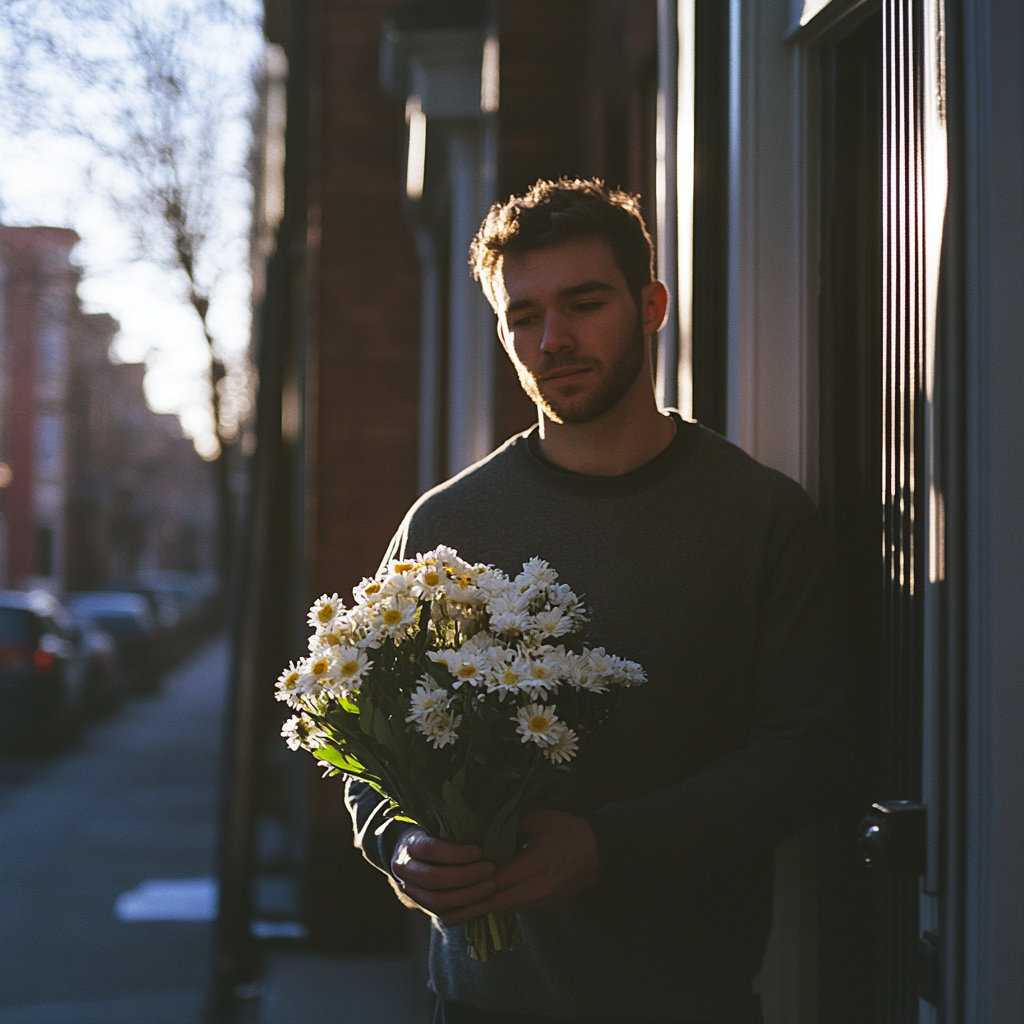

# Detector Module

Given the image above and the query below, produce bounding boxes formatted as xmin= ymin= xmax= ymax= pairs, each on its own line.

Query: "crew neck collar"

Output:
xmin=517 ymin=412 xmax=699 ymax=495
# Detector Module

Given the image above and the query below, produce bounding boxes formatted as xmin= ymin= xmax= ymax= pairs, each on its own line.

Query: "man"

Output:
xmin=346 ymin=179 xmax=847 ymax=1024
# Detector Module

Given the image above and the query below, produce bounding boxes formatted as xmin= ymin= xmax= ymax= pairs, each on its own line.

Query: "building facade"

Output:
xmin=0 ymin=226 xmax=217 ymax=594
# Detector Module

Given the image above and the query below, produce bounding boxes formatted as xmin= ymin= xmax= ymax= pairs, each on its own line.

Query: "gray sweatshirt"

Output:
xmin=346 ymin=418 xmax=849 ymax=1021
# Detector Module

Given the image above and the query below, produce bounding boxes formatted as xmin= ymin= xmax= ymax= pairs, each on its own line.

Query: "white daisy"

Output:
xmin=405 ymin=678 xmax=449 ymax=722
xmin=308 ymin=593 xmax=344 ymax=632
xmin=275 ymin=661 xmax=305 ymax=703
xmin=530 ymin=607 xmax=574 ymax=638
xmin=410 ymin=562 xmax=445 ymax=599
xmin=354 ymin=576 xmax=386 ymax=605
xmin=326 ymin=647 xmax=370 ymax=695
xmin=485 ymin=653 xmax=529 ymax=700
xmin=516 ymin=557 xmax=558 ymax=588
xmin=373 ymin=596 xmax=419 ymax=638
xmin=281 ymin=714 xmax=328 ymax=752
xmin=543 ymin=723 xmax=580 ymax=763
xmin=415 ymin=708 xmax=462 ymax=748
xmin=515 ymin=703 xmax=561 ymax=745
xmin=522 ymin=649 xmax=565 ymax=696
xmin=568 ymin=650 xmax=610 ymax=692
xmin=432 ymin=644 xmax=488 ymax=688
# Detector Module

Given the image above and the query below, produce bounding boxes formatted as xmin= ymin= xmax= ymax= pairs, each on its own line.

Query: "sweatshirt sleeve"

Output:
xmin=585 ymin=495 xmax=852 ymax=875
xmin=344 ymin=776 xmax=407 ymax=876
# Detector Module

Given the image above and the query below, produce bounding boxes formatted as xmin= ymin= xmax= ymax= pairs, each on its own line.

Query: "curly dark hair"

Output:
xmin=470 ymin=178 xmax=655 ymax=314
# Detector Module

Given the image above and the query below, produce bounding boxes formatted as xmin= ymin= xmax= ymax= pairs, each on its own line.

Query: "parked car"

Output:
xmin=122 ymin=572 xmax=220 ymax=665
xmin=64 ymin=592 xmax=159 ymax=692
xmin=0 ymin=590 xmax=89 ymax=750
xmin=69 ymin=615 xmax=123 ymax=714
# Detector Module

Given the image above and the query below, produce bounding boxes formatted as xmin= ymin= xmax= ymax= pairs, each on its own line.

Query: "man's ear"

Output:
xmin=641 ymin=280 xmax=670 ymax=335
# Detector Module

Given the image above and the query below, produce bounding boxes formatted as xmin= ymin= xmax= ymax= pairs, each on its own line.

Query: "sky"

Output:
xmin=0 ymin=1 xmax=264 ymax=457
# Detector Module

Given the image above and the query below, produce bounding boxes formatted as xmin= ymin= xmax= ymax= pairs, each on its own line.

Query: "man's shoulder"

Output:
xmin=394 ymin=430 xmax=534 ymax=556
xmin=690 ymin=423 xmax=819 ymax=520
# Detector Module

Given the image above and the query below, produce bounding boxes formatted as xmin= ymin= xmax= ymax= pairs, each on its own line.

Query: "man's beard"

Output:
xmin=519 ymin=321 xmax=647 ymax=425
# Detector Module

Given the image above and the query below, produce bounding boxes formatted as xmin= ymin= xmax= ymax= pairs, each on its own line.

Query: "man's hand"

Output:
xmin=390 ymin=827 xmax=498 ymax=916
xmin=395 ymin=811 xmax=601 ymax=928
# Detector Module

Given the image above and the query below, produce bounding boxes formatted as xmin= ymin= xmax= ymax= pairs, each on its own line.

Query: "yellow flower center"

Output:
xmin=394 ymin=562 xmax=413 ymax=572
xmin=339 ymin=659 xmax=360 ymax=677
xmin=528 ymin=715 xmax=550 ymax=733
xmin=318 ymin=604 xmax=335 ymax=623
xmin=365 ymin=582 xmax=381 ymax=596
xmin=324 ymin=632 xmax=340 ymax=646
xmin=423 ymin=571 xmax=441 ymax=586
xmin=382 ymin=608 xmax=402 ymax=626
xmin=456 ymin=663 xmax=477 ymax=678
xmin=311 ymin=658 xmax=329 ymax=676
xmin=503 ymin=669 xmax=520 ymax=687
xmin=454 ymin=574 xmax=472 ymax=588
xmin=284 ymin=672 xmax=299 ymax=690
xmin=531 ymin=665 xmax=551 ymax=679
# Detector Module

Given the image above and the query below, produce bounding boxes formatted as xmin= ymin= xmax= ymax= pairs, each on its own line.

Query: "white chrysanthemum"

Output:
xmin=516 ymin=557 xmax=558 ymax=588
xmin=275 ymin=661 xmax=305 ymax=703
xmin=415 ymin=708 xmax=462 ymax=748
xmin=308 ymin=593 xmax=345 ymax=632
xmin=405 ymin=678 xmax=449 ymax=722
xmin=515 ymin=703 xmax=562 ymax=745
xmin=281 ymin=714 xmax=328 ymax=752
xmin=543 ymin=723 xmax=580 ymax=763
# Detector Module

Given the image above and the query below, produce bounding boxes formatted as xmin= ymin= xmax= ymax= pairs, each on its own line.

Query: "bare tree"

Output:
xmin=0 ymin=0 xmax=261 ymax=589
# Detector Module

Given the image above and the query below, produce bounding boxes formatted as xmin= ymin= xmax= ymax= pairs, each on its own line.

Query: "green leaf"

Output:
xmin=372 ymin=709 xmax=393 ymax=747
xmin=314 ymin=744 xmax=366 ymax=774
xmin=441 ymin=779 xmax=483 ymax=843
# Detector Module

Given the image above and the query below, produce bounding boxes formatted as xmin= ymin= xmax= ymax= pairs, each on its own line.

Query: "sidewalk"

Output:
xmin=0 ymin=638 xmax=429 ymax=1024
xmin=0 ymin=639 xmax=227 ymax=1023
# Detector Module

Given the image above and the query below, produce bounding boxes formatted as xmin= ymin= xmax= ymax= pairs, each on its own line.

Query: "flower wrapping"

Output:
xmin=277 ymin=546 xmax=645 ymax=960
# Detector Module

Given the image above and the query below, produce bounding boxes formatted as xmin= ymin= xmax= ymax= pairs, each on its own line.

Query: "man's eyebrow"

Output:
xmin=505 ymin=280 xmax=615 ymax=314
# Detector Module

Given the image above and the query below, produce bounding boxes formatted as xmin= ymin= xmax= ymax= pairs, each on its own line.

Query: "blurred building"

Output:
xmin=219 ymin=3 xmax=1024 ymax=1023
xmin=0 ymin=225 xmax=216 ymax=594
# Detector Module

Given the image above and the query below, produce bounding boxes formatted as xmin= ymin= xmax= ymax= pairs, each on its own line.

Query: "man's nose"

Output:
xmin=539 ymin=310 xmax=574 ymax=354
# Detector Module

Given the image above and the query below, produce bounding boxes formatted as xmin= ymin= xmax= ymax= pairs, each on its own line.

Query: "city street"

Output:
xmin=0 ymin=638 xmax=426 ymax=1024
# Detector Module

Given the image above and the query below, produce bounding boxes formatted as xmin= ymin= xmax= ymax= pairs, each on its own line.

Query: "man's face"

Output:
xmin=496 ymin=235 xmax=653 ymax=425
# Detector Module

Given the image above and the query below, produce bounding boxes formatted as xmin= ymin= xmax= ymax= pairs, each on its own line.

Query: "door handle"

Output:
xmin=856 ymin=800 xmax=926 ymax=874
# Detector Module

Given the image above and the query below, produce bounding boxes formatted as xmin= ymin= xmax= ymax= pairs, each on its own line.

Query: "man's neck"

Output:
xmin=535 ymin=390 xmax=677 ymax=477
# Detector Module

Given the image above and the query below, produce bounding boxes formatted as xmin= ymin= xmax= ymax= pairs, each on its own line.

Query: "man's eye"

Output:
xmin=510 ymin=315 xmax=536 ymax=328
xmin=574 ymin=301 xmax=604 ymax=312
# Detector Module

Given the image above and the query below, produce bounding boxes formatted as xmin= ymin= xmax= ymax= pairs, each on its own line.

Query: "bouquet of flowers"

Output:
xmin=276 ymin=546 xmax=645 ymax=961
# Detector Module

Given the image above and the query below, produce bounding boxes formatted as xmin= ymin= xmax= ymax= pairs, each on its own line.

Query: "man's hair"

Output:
xmin=470 ymin=178 xmax=655 ymax=314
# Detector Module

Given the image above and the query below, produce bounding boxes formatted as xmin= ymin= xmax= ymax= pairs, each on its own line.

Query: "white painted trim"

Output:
xmin=446 ymin=121 xmax=496 ymax=475
xmin=726 ymin=3 xmax=822 ymax=1022
xmin=656 ymin=0 xmax=680 ymax=412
